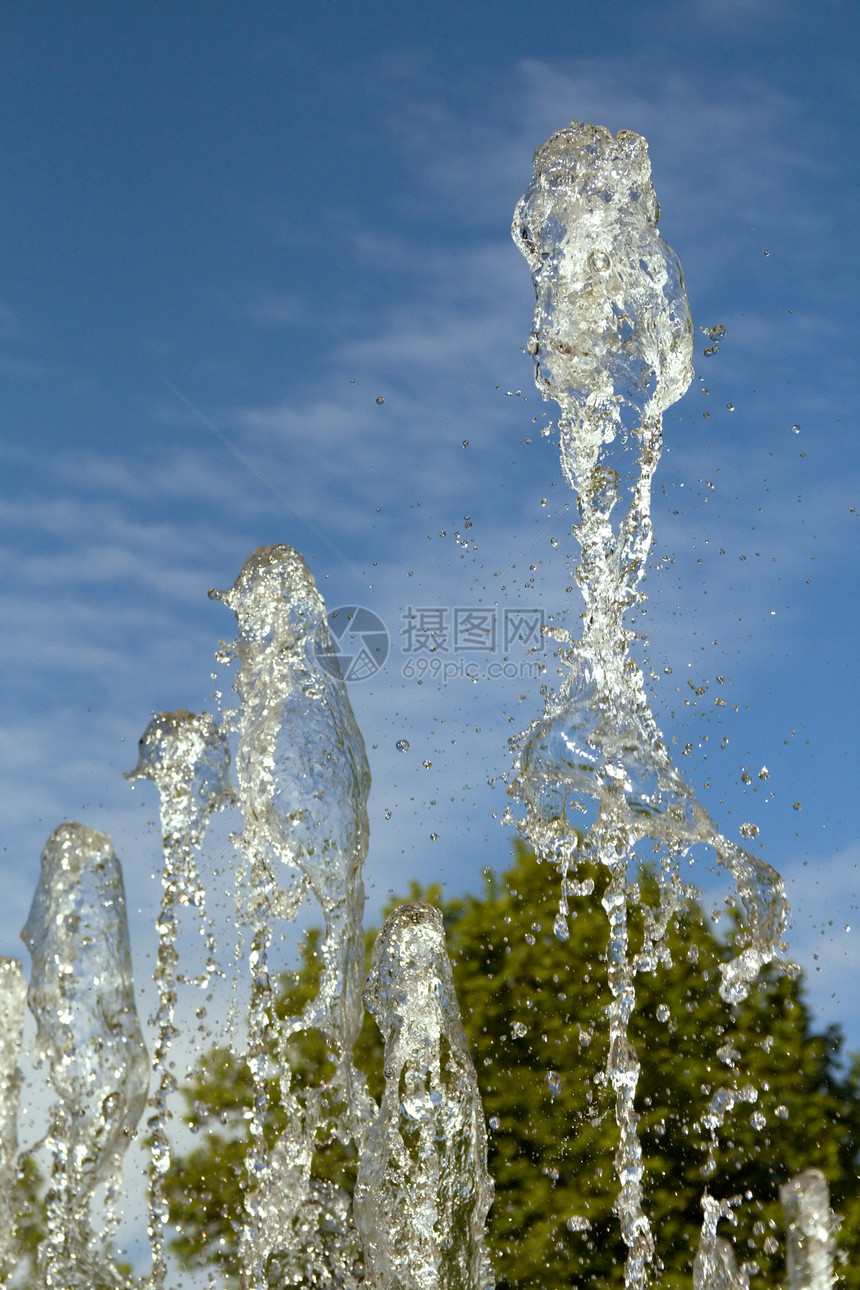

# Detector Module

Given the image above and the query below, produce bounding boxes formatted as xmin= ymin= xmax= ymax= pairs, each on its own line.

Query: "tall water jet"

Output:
xmin=211 ymin=544 xmax=375 ymax=1285
xmin=20 ymin=823 xmax=149 ymax=1289
xmin=506 ymin=122 xmax=789 ymax=1285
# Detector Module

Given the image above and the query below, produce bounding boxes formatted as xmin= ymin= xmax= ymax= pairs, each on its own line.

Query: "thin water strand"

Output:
xmin=127 ymin=709 xmax=233 ymax=1286
xmin=20 ymin=823 xmax=149 ymax=1289
xmin=355 ymin=902 xmax=494 ymax=1290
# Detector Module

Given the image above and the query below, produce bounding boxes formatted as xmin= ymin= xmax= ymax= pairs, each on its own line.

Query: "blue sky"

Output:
xmin=2 ymin=0 xmax=858 ymax=1068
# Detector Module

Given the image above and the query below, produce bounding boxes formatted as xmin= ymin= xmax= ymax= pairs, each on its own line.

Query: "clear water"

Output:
xmin=0 ymin=125 xmax=836 ymax=1290
xmin=505 ymin=122 xmax=794 ymax=1288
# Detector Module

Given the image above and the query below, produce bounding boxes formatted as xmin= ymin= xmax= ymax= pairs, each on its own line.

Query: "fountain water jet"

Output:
xmin=0 ymin=124 xmax=839 ymax=1290
xmin=505 ymin=122 xmax=792 ymax=1287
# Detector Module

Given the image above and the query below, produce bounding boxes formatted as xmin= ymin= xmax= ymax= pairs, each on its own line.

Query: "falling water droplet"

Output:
xmin=396 ymin=739 xmax=410 ymax=752
xmin=546 ymin=1070 xmax=563 ymax=1096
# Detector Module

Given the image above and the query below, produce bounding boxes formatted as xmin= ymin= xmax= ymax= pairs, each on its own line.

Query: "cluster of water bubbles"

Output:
xmin=0 ymin=124 xmax=838 ymax=1289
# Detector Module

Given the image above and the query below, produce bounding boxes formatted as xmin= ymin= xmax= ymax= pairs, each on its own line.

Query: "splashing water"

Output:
xmin=355 ymin=902 xmax=494 ymax=1290
xmin=506 ymin=122 xmax=789 ymax=1285
xmin=20 ymin=823 xmax=149 ymax=1289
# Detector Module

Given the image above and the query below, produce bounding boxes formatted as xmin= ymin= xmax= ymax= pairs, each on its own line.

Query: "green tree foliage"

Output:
xmin=165 ymin=845 xmax=860 ymax=1287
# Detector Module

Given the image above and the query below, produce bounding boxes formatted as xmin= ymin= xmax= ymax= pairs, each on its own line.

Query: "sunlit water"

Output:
xmin=504 ymin=121 xmax=791 ymax=1289
xmin=0 ymin=124 xmax=836 ymax=1290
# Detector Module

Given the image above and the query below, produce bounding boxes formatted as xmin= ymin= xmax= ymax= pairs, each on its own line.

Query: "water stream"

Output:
xmin=0 ymin=123 xmax=838 ymax=1289
xmin=504 ymin=121 xmax=790 ymax=1289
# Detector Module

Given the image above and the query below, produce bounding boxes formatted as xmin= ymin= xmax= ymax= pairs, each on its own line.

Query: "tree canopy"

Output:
xmin=165 ymin=843 xmax=860 ymax=1287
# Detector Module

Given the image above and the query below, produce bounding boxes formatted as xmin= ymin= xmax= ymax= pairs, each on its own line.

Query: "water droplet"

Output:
xmin=526 ymin=332 xmax=539 ymax=355
xmin=791 ymin=423 xmax=801 ymax=434
xmin=429 ymin=833 xmax=438 ymax=841
xmin=553 ymin=911 xmax=569 ymax=941
xmin=764 ymin=248 xmax=771 ymax=256
xmin=656 ymin=1004 xmax=670 ymax=1023
xmin=511 ymin=1021 xmax=528 ymax=1039
xmin=375 ymin=395 xmax=385 ymax=404
xmin=793 ymin=801 xmax=802 ymax=810
xmin=396 ymin=739 xmax=410 ymax=752
xmin=546 ymin=1070 xmax=563 ymax=1096
xmin=462 ymin=439 xmax=469 ymax=447
xmin=567 ymin=1215 xmax=591 ymax=1233
xmin=759 ymin=766 xmax=770 ymax=780
xmin=750 ymin=1110 xmax=767 ymax=1131
xmin=739 ymin=822 xmax=759 ymax=839
xmin=488 ymin=1115 xmax=500 ymax=1130
xmin=726 ymin=402 xmax=734 ymax=411
xmin=587 ymin=249 xmax=610 ymax=272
